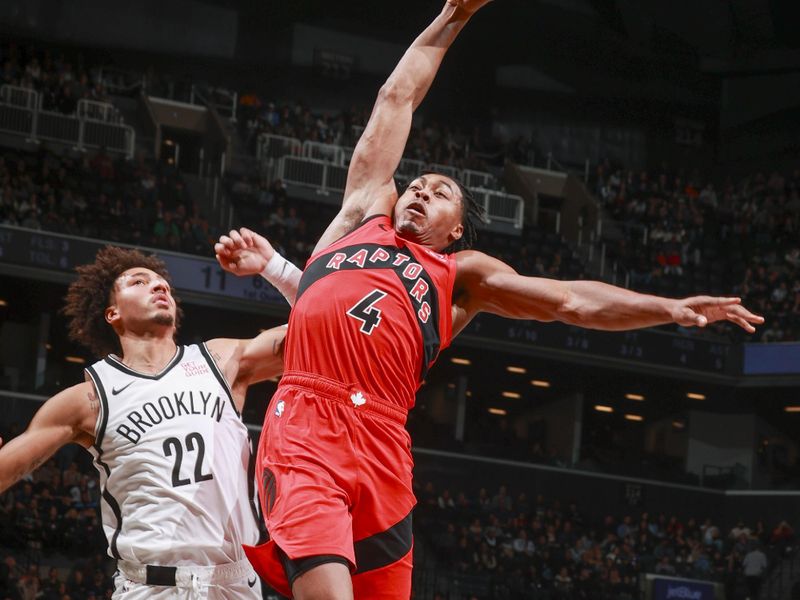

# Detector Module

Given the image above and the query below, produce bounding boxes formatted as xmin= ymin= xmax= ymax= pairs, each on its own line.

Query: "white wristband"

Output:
xmin=260 ymin=252 xmax=302 ymax=306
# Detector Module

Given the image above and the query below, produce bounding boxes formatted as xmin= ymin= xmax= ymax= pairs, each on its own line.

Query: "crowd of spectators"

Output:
xmin=0 ymin=146 xmax=218 ymax=256
xmin=2 ymin=34 xmax=798 ymax=343
xmin=596 ymin=162 xmax=800 ymax=342
xmin=414 ymin=479 xmax=794 ymax=600
xmin=0 ymin=424 xmax=114 ymax=600
xmin=1 ymin=42 xmax=109 ymax=115
xmin=238 ymin=93 xmax=533 ymax=173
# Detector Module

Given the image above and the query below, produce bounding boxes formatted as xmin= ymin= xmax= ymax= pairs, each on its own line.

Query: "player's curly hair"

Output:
xmin=62 ymin=246 xmax=183 ymax=357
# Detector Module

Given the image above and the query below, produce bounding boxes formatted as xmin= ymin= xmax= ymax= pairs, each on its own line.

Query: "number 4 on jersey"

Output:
xmin=347 ymin=289 xmax=387 ymax=335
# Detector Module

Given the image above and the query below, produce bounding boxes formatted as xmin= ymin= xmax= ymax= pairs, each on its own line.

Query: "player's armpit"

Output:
xmin=0 ymin=382 xmax=95 ymax=492
xmin=313 ymin=185 xmax=397 ymax=255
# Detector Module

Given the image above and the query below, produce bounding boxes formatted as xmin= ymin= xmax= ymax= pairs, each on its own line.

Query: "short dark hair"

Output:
xmin=62 ymin=246 xmax=182 ymax=357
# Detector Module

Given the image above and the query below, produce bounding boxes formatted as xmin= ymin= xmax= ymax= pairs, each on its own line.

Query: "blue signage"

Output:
xmin=653 ymin=577 xmax=716 ymax=600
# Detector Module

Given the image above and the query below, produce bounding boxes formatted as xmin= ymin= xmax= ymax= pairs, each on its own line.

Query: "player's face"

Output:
xmin=394 ymin=174 xmax=464 ymax=251
xmin=107 ymin=267 xmax=176 ymax=331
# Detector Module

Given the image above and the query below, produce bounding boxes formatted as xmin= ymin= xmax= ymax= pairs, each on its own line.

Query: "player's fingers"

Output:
xmin=218 ymin=235 xmax=235 ymax=249
xmin=240 ymin=229 xmax=256 ymax=247
xmin=692 ymin=312 xmax=708 ymax=328
xmin=730 ymin=305 xmax=765 ymax=323
xmin=703 ymin=296 xmax=740 ymax=306
xmin=229 ymin=230 xmax=246 ymax=248
xmin=216 ymin=254 xmax=238 ymax=271
xmin=726 ymin=313 xmax=755 ymax=333
xmin=214 ymin=243 xmax=235 ymax=258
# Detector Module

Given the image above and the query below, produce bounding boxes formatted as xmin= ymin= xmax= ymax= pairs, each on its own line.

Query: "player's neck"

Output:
xmin=116 ymin=334 xmax=178 ymax=375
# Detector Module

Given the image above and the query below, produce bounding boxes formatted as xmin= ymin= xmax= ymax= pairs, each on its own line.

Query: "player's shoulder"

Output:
xmin=454 ymin=249 xmax=498 ymax=271
xmin=58 ymin=380 xmax=96 ymax=402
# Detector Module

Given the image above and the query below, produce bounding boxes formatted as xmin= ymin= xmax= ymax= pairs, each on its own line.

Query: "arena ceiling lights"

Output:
xmin=624 ymin=414 xmax=644 ymax=422
xmin=625 ymin=393 xmax=645 ymax=401
xmin=0 ymin=299 xmax=7 ymax=306
xmin=65 ymin=355 xmax=86 ymax=364
xmin=686 ymin=392 xmax=706 ymax=400
xmin=530 ymin=380 xmax=551 ymax=388
xmin=784 ymin=406 xmax=800 ymax=413
xmin=594 ymin=405 xmax=613 ymax=413
xmin=506 ymin=366 xmax=526 ymax=374
xmin=502 ymin=391 xmax=522 ymax=399
xmin=450 ymin=357 xmax=471 ymax=365
xmin=488 ymin=408 xmax=507 ymax=415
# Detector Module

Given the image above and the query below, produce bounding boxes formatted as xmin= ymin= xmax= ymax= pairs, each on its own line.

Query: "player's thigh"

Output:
xmin=351 ymin=416 xmax=415 ymax=573
xmin=352 ymin=545 xmax=412 ymax=600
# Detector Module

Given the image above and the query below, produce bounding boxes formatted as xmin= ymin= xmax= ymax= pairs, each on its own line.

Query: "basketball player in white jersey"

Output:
xmin=0 ymin=246 xmax=287 ymax=599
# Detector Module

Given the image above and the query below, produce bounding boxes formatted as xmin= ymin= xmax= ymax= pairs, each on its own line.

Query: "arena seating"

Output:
xmin=411 ymin=478 xmax=793 ymax=600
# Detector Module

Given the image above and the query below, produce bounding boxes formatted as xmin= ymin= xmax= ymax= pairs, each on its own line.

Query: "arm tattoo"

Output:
xmin=87 ymin=391 xmax=99 ymax=412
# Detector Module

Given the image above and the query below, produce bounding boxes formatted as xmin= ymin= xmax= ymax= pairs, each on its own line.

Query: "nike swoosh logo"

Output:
xmin=111 ymin=381 xmax=134 ymax=395
xmin=247 ymin=576 xmax=257 ymax=588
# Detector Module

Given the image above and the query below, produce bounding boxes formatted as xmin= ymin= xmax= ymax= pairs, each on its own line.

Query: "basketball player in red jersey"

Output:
xmin=216 ymin=0 xmax=764 ymax=598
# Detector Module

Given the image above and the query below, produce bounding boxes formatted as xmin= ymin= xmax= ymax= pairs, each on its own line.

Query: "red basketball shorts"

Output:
xmin=244 ymin=371 xmax=415 ymax=599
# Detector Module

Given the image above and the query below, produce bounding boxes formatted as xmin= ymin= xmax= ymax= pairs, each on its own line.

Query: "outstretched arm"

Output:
xmin=206 ymin=325 xmax=287 ymax=413
xmin=452 ymin=250 xmax=765 ymax=336
xmin=0 ymin=382 xmax=96 ymax=493
xmin=314 ymin=0 xmax=493 ymax=254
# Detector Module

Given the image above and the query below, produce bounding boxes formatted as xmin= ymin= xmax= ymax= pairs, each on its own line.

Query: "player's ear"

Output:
xmin=448 ymin=222 xmax=464 ymax=244
xmin=105 ymin=304 xmax=119 ymax=326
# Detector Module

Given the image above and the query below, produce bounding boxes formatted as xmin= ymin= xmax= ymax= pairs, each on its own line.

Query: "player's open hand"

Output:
xmin=672 ymin=296 xmax=764 ymax=333
xmin=447 ymin=0 xmax=494 ymax=15
xmin=214 ymin=228 xmax=275 ymax=276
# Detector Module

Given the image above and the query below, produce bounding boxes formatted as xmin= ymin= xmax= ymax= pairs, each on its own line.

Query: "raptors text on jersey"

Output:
xmin=284 ymin=215 xmax=457 ymax=410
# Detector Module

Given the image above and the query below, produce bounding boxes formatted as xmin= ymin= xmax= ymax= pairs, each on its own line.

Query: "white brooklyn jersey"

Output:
xmin=85 ymin=344 xmax=261 ymax=566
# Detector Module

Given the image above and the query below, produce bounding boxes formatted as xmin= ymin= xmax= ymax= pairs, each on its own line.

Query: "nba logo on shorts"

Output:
xmin=274 ymin=400 xmax=285 ymax=417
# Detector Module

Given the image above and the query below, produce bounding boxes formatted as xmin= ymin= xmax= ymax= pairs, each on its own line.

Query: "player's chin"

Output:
xmin=152 ymin=311 xmax=175 ymax=327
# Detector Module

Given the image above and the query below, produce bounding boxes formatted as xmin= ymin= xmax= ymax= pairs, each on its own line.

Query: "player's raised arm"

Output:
xmin=0 ymin=382 xmax=96 ymax=493
xmin=452 ymin=250 xmax=765 ymax=336
xmin=313 ymin=0 xmax=494 ymax=254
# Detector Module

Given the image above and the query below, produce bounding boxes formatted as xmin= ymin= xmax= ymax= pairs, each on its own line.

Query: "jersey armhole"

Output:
xmin=84 ymin=366 xmax=108 ymax=450
xmin=440 ymin=254 xmax=458 ymax=349
xmin=198 ymin=342 xmax=240 ymax=417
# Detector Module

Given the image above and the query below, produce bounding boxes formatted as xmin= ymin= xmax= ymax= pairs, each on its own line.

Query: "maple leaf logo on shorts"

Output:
xmin=350 ymin=391 xmax=366 ymax=407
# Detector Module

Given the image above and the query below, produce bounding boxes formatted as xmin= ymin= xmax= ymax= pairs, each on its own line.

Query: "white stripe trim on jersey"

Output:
xmin=104 ymin=346 xmax=184 ymax=380
xmin=199 ymin=342 xmax=239 ymax=417
xmin=84 ymin=363 xmax=124 ymax=560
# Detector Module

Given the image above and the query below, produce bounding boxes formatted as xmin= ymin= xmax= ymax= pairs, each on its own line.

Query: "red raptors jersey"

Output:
xmin=284 ymin=214 xmax=457 ymax=410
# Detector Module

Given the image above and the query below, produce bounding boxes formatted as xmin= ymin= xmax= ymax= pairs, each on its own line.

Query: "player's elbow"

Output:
xmin=555 ymin=289 xmax=588 ymax=326
xmin=378 ymin=78 xmax=414 ymax=107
